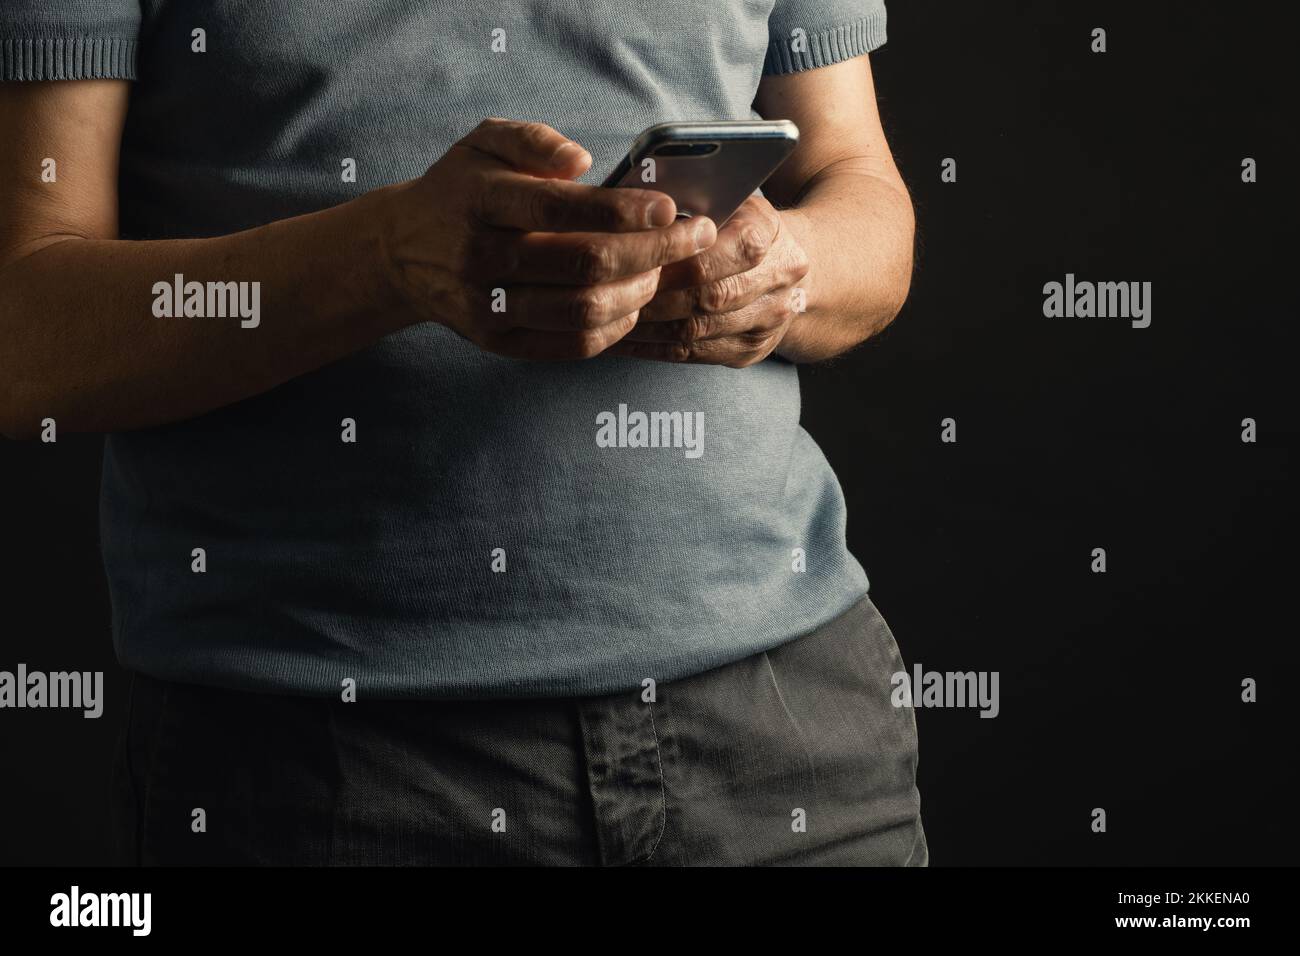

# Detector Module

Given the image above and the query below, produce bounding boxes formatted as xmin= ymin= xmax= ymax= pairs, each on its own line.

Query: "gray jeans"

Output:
xmin=112 ymin=595 xmax=927 ymax=865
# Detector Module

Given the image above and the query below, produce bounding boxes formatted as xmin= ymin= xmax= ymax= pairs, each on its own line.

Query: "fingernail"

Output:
xmin=551 ymin=142 xmax=588 ymax=167
xmin=692 ymin=217 xmax=717 ymax=251
xmin=646 ymin=198 xmax=676 ymax=228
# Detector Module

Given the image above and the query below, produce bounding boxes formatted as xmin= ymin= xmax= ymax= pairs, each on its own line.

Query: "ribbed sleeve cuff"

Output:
xmin=763 ymin=13 xmax=887 ymax=75
xmin=1 ymin=36 xmax=137 ymax=80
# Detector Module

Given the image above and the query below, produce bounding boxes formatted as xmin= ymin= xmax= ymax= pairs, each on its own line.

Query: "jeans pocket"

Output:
xmin=855 ymin=596 xmax=922 ymax=760
xmin=857 ymin=597 xmax=929 ymax=865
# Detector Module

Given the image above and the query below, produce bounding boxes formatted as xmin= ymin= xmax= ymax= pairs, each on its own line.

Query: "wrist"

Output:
xmin=357 ymin=181 xmax=428 ymax=332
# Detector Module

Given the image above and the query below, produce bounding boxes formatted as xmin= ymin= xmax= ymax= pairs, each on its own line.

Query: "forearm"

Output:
xmin=0 ymin=185 xmax=410 ymax=438
xmin=775 ymin=167 xmax=914 ymax=362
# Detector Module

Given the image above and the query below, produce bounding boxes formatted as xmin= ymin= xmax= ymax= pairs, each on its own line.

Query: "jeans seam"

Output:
xmin=638 ymin=700 xmax=668 ymax=864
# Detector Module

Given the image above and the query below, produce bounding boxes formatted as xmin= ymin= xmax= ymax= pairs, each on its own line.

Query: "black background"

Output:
xmin=1 ymin=0 xmax=1295 ymax=866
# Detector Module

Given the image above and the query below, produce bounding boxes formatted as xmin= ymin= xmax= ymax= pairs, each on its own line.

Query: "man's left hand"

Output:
xmin=608 ymin=195 xmax=810 ymax=367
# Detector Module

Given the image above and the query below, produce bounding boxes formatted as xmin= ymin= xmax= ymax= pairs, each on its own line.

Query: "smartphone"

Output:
xmin=601 ymin=120 xmax=799 ymax=226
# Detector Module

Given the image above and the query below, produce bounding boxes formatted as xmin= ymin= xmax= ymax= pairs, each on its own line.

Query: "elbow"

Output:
xmin=876 ymin=276 xmax=910 ymax=333
xmin=861 ymin=257 xmax=912 ymax=342
xmin=875 ymin=223 xmax=916 ymax=333
xmin=881 ymin=185 xmax=917 ymax=331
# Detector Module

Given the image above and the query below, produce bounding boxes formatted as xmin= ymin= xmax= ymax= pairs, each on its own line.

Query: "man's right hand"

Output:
xmin=1 ymin=90 xmax=711 ymax=436
xmin=380 ymin=118 xmax=717 ymax=361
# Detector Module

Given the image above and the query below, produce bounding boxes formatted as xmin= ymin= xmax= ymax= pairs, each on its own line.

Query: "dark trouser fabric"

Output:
xmin=110 ymin=596 xmax=927 ymax=866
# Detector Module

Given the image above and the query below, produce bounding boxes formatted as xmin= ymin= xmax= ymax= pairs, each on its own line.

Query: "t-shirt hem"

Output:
xmin=113 ymin=576 xmax=874 ymax=702
xmin=762 ymin=13 xmax=887 ymax=76
xmin=0 ymin=36 xmax=138 ymax=80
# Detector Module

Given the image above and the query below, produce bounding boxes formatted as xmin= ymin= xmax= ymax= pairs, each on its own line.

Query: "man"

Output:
xmin=0 ymin=0 xmax=924 ymax=865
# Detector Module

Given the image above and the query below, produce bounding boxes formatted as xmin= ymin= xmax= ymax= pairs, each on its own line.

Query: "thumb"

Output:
xmin=460 ymin=117 xmax=591 ymax=179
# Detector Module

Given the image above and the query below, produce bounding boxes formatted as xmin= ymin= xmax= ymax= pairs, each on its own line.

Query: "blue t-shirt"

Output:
xmin=1 ymin=0 xmax=886 ymax=698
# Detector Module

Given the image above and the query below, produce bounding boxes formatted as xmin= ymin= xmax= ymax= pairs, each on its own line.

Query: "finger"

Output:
xmin=637 ymin=266 xmax=769 ymax=323
xmin=482 ymin=270 xmax=661 ymax=332
xmin=458 ymin=117 xmax=592 ymax=179
xmin=622 ymin=311 xmax=737 ymax=344
xmin=655 ymin=197 xmax=779 ymax=293
xmin=481 ymin=311 xmax=640 ymax=361
xmin=493 ymin=216 xmax=716 ymax=284
xmin=605 ymin=335 xmax=759 ymax=367
xmin=608 ymin=327 xmax=780 ymax=367
xmin=475 ymin=175 xmax=679 ymax=232
xmin=624 ymin=294 xmax=788 ymax=343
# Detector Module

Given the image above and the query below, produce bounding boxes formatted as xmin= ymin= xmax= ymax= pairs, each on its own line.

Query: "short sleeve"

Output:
xmin=763 ymin=0 xmax=887 ymax=75
xmin=0 ymin=0 xmax=140 ymax=81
